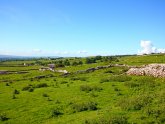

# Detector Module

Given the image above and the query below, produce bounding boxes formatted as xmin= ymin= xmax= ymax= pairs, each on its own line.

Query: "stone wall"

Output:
xmin=126 ymin=64 xmax=165 ymax=77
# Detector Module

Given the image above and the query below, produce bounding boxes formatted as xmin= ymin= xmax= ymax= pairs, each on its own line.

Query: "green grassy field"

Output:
xmin=0 ymin=54 xmax=165 ymax=124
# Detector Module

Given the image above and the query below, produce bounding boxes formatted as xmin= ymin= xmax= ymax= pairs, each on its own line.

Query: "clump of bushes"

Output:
xmin=72 ymin=101 xmax=97 ymax=112
xmin=80 ymin=85 xmax=102 ymax=93
xmin=22 ymin=84 xmax=34 ymax=92
xmin=13 ymin=89 xmax=19 ymax=94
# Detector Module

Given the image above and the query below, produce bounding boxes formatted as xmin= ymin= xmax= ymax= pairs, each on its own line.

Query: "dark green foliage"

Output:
xmin=28 ymin=88 xmax=34 ymax=92
xmin=104 ymin=70 xmax=113 ymax=73
xmin=35 ymin=83 xmax=48 ymax=88
xmin=42 ymin=93 xmax=49 ymax=97
xmin=22 ymin=85 xmax=31 ymax=91
xmin=100 ymin=78 xmax=109 ymax=83
xmin=70 ymin=76 xmax=87 ymax=81
xmin=80 ymin=85 xmax=102 ymax=92
xmin=13 ymin=89 xmax=19 ymax=94
xmin=63 ymin=59 xmax=70 ymax=66
xmin=51 ymin=108 xmax=63 ymax=117
xmin=0 ymin=113 xmax=9 ymax=121
xmin=85 ymin=58 xmax=96 ymax=64
xmin=5 ymin=83 xmax=9 ymax=86
xmin=60 ymin=81 xmax=68 ymax=84
xmin=12 ymin=94 xmax=16 ymax=99
xmin=72 ymin=101 xmax=97 ymax=112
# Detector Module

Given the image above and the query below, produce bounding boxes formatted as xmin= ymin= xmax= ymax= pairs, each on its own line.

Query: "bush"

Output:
xmin=35 ymin=83 xmax=48 ymax=88
xmin=22 ymin=86 xmax=31 ymax=91
xmin=28 ymin=88 xmax=34 ymax=92
xmin=51 ymin=108 xmax=63 ymax=117
xmin=13 ymin=89 xmax=19 ymax=94
xmin=60 ymin=81 xmax=68 ymax=84
xmin=0 ymin=113 xmax=9 ymax=121
xmin=72 ymin=101 xmax=97 ymax=112
xmin=43 ymin=93 xmax=49 ymax=97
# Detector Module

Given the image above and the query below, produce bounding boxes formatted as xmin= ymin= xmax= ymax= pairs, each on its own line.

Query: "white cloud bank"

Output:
xmin=138 ymin=40 xmax=165 ymax=55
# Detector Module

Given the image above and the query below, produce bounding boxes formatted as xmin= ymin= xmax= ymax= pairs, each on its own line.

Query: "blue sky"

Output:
xmin=0 ymin=0 xmax=165 ymax=57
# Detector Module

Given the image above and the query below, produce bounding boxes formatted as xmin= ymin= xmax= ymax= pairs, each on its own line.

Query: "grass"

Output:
xmin=0 ymin=54 xmax=165 ymax=123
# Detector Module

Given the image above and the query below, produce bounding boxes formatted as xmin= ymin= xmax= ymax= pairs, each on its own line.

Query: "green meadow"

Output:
xmin=0 ymin=54 xmax=165 ymax=124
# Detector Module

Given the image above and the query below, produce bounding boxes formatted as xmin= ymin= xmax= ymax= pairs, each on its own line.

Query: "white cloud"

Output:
xmin=77 ymin=50 xmax=88 ymax=54
xmin=138 ymin=40 xmax=165 ymax=55
xmin=157 ymin=48 xmax=165 ymax=53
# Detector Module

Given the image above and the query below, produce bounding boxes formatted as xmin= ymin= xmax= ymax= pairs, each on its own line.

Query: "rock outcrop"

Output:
xmin=126 ymin=64 xmax=165 ymax=77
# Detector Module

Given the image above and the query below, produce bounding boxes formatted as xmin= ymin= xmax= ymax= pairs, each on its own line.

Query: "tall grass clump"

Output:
xmin=51 ymin=108 xmax=63 ymax=117
xmin=72 ymin=101 xmax=97 ymax=112
xmin=35 ymin=83 xmax=48 ymax=88
xmin=109 ymin=75 xmax=132 ymax=82
xmin=84 ymin=114 xmax=128 ymax=124
xmin=80 ymin=85 xmax=102 ymax=93
xmin=118 ymin=94 xmax=153 ymax=111
xmin=0 ymin=113 xmax=9 ymax=121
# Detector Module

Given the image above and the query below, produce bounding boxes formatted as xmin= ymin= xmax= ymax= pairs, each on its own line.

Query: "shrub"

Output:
xmin=60 ymin=81 xmax=68 ymax=84
xmin=43 ymin=93 xmax=49 ymax=97
xmin=0 ymin=113 xmax=9 ymax=121
xmin=12 ymin=94 xmax=16 ymax=99
xmin=22 ymin=86 xmax=31 ymax=91
xmin=13 ymin=89 xmax=19 ymax=94
xmin=35 ymin=83 xmax=48 ymax=88
xmin=51 ymin=108 xmax=63 ymax=117
xmin=28 ymin=88 xmax=34 ymax=92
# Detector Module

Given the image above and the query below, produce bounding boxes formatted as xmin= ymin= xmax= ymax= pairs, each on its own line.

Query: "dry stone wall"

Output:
xmin=126 ymin=64 xmax=165 ymax=77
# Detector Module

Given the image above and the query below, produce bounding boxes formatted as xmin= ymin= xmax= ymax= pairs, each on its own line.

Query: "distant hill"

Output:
xmin=0 ymin=55 xmax=59 ymax=61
